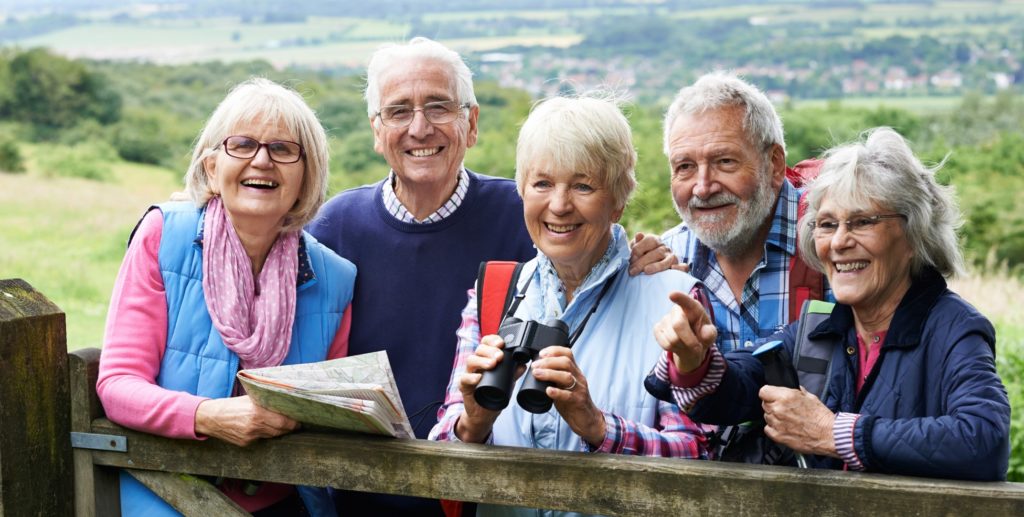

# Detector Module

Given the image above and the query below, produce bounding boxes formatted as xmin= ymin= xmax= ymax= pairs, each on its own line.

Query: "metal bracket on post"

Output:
xmin=71 ymin=432 xmax=127 ymax=452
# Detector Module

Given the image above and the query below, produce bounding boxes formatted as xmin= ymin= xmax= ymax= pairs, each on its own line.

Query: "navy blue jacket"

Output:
xmin=690 ymin=268 xmax=1010 ymax=480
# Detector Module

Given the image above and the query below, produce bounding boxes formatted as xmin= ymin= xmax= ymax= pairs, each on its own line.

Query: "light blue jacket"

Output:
xmin=120 ymin=202 xmax=355 ymax=516
xmin=483 ymin=225 xmax=700 ymax=517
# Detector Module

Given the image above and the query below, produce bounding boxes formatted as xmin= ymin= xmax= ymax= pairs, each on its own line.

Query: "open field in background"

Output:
xmin=15 ymin=16 xmax=583 ymax=67
xmin=0 ymin=146 xmax=182 ymax=348
xmin=8 ymin=1 xmax=1021 ymax=68
xmin=788 ymin=95 xmax=970 ymax=114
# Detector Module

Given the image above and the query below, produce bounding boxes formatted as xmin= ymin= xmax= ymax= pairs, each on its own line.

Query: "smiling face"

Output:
xmin=522 ymin=168 xmax=622 ymax=284
xmin=203 ymin=118 xmax=305 ymax=231
xmin=666 ymin=105 xmax=785 ymax=256
xmin=371 ymin=58 xmax=479 ymax=191
xmin=814 ymin=196 xmax=915 ymax=315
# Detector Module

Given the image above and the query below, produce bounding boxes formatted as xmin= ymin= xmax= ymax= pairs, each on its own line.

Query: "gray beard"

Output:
xmin=675 ymin=168 xmax=778 ymax=258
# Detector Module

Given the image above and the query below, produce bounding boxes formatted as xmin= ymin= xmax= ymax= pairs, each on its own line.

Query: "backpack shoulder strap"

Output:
xmin=788 ymin=189 xmax=826 ymax=323
xmin=476 ymin=261 xmax=525 ymax=336
xmin=792 ymin=299 xmax=836 ymax=401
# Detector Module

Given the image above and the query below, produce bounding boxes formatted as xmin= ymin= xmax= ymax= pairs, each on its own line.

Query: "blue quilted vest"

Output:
xmin=120 ymin=202 xmax=355 ymax=516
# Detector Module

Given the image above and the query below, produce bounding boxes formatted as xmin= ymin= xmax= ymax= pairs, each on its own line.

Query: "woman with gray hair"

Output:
xmin=98 ymin=77 xmax=354 ymax=515
xmin=647 ymin=127 xmax=1010 ymax=480
xmin=430 ymin=94 xmax=709 ymax=516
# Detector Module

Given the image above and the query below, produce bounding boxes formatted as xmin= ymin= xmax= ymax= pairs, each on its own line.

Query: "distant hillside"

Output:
xmin=3 ymin=1 xmax=1021 ymax=102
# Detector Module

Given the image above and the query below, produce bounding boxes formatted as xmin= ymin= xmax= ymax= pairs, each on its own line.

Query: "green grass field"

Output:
xmin=0 ymin=146 xmax=182 ymax=349
xmin=788 ymin=95 xmax=969 ymax=114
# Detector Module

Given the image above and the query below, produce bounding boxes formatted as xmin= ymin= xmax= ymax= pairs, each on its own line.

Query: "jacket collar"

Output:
xmin=193 ymin=207 xmax=316 ymax=288
xmin=809 ymin=267 xmax=947 ymax=350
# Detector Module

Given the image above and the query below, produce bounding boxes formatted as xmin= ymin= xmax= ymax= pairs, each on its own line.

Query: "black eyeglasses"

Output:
xmin=808 ymin=213 xmax=906 ymax=238
xmin=220 ymin=136 xmax=305 ymax=164
xmin=375 ymin=100 xmax=471 ymax=128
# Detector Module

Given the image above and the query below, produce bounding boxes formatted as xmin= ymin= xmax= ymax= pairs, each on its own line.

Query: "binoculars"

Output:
xmin=474 ymin=317 xmax=569 ymax=414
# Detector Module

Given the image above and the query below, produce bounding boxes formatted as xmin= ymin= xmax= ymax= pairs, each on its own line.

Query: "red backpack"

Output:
xmin=441 ymin=261 xmax=525 ymax=517
xmin=785 ymin=159 xmax=826 ymax=322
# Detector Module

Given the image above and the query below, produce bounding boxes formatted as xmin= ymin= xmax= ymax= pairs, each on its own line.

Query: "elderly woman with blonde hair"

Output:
xmin=98 ymin=78 xmax=355 ymax=515
xmin=430 ymin=94 xmax=710 ymax=516
xmin=647 ymin=127 xmax=1010 ymax=480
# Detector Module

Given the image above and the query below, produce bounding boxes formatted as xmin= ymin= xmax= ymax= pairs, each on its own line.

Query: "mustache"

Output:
xmin=688 ymin=192 xmax=740 ymax=210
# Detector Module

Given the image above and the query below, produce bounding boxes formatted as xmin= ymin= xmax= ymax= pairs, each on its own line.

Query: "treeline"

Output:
xmin=1 ymin=48 xmax=1022 ymax=266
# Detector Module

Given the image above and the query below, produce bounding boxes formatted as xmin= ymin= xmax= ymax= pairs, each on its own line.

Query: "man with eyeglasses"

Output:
xmin=310 ymin=39 xmax=674 ymax=514
xmin=306 ymin=37 xmax=536 ymax=516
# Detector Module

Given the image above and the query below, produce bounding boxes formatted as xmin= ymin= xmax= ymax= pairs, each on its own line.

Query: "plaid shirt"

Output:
xmin=663 ymin=181 xmax=830 ymax=353
xmin=429 ymin=277 xmax=709 ymax=459
xmin=382 ymin=168 xmax=469 ymax=223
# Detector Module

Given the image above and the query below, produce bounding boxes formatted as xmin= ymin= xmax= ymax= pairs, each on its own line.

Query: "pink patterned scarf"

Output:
xmin=201 ymin=196 xmax=299 ymax=369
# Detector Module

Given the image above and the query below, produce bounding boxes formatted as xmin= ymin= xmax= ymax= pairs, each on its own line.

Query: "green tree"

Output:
xmin=7 ymin=49 xmax=122 ymax=134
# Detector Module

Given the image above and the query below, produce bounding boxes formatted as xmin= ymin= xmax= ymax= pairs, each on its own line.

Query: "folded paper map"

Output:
xmin=237 ymin=351 xmax=414 ymax=439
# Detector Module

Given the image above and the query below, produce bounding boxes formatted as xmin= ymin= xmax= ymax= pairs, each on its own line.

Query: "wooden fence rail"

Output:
xmin=4 ymin=278 xmax=1024 ymax=516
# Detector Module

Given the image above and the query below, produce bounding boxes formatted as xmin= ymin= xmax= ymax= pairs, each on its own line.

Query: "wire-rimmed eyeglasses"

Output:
xmin=220 ymin=135 xmax=304 ymax=164
xmin=375 ymin=100 xmax=471 ymax=128
xmin=808 ymin=213 xmax=907 ymax=238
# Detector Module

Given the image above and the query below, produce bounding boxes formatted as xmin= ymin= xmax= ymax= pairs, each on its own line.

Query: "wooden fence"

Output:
xmin=3 ymin=277 xmax=1024 ymax=516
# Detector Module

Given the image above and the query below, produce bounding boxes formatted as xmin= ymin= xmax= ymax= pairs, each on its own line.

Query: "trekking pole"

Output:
xmin=753 ymin=340 xmax=810 ymax=469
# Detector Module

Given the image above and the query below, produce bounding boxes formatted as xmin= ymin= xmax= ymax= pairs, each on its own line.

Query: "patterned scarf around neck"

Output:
xmin=201 ymin=196 xmax=299 ymax=370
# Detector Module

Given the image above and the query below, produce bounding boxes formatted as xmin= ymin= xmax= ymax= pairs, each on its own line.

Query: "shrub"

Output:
xmin=36 ymin=140 xmax=118 ymax=181
xmin=999 ymin=344 xmax=1024 ymax=482
xmin=0 ymin=138 xmax=25 ymax=173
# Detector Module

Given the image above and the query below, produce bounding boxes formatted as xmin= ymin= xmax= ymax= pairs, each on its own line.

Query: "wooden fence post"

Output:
xmin=0 ymin=278 xmax=73 ymax=516
xmin=69 ymin=348 xmax=120 ymax=517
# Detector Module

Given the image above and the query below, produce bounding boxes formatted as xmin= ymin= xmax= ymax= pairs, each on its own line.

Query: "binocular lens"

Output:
xmin=474 ymin=348 xmax=516 ymax=411
xmin=516 ymin=386 xmax=553 ymax=414
xmin=474 ymin=385 xmax=511 ymax=411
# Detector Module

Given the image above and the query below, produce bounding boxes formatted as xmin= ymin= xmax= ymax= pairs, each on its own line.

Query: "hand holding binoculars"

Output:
xmin=473 ymin=317 xmax=569 ymax=414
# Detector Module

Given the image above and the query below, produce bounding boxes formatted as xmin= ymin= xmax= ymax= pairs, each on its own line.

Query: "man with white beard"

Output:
xmin=660 ymin=72 xmax=826 ymax=353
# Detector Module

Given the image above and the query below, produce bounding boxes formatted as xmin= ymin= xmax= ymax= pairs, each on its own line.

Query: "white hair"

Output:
xmin=183 ymin=78 xmax=329 ymax=233
xmin=364 ymin=37 xmax=477 ymax=119
xmin=515 ymin=93 xmax=637 ymax=210
xmin=663 ymin=71 xmax=785 ymax=157
xmin=797 ymin=127 xmax=965 ymax=279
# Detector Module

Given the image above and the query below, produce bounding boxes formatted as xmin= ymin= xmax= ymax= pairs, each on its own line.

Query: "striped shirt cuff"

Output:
xmin=653 ymin=346 xmax=726 ymax=411
xmin=833 ymin=412 xmax=864 ymax=470
xmin=586 ymin=411 xmax=619 ymax=453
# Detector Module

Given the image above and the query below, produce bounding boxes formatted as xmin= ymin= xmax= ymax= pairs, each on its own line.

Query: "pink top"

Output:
xmin=856 ymin=331 xmax=886 ymax=394
xmin=97 ymin=210 xmax=352 ymax=511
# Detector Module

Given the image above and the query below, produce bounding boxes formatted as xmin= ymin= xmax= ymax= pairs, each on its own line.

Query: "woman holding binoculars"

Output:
xmin=429 ymin=94 xmax=710 ymax=515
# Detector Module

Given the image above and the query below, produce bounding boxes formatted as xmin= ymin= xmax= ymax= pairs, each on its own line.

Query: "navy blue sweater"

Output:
xmin=308 ymin=171 xmax=535 ymax=439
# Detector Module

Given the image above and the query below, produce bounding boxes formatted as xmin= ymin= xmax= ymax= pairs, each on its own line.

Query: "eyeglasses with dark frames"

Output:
xmin=220 ymin=136 xmax=305 ymax=164
xmin=375 ymin=100 xmax=471 ymax=128
xmin=808 ymin=213 xmax=907 ymax=238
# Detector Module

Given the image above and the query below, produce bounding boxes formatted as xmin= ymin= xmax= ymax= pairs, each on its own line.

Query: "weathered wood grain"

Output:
xmin=127 ymin=470 xmax=248 ymax=517
xmin=84 ymin=418 xmax=1024 ymax=517
xmin=69 ymin=348 xmax=119 ymax=517
xmin=0 ymin=278 xmax=74 ymax=517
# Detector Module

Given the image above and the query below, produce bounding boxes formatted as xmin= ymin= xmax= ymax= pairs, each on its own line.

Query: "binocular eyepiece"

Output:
xmin=474 ymin=317 xmax=569 ymax=414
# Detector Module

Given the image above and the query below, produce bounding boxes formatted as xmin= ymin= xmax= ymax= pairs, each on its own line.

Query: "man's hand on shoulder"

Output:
xmin=629 ymin=232 xmax=683 ymax=276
